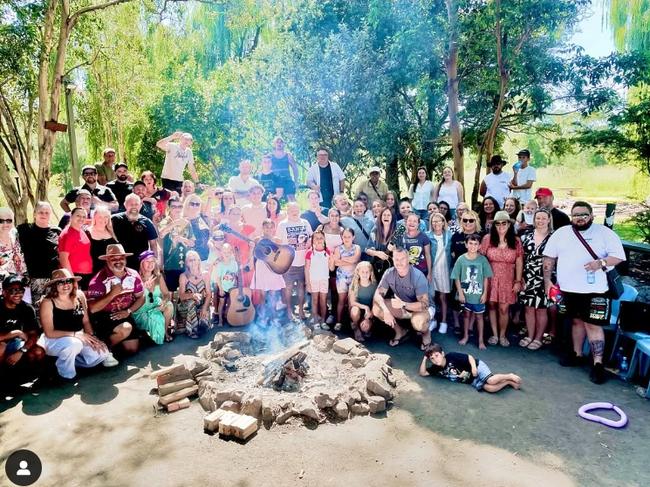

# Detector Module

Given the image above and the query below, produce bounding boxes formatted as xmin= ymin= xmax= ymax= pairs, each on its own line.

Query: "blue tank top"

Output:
xmin=271 ymin=153 xmax=291 ymax=177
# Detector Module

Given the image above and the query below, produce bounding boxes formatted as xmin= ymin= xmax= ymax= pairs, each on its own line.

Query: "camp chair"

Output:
xmin=627 ymin=339 xmax=650 ymax=398
xmin=609 ymin=298 xmax=650 ymax=364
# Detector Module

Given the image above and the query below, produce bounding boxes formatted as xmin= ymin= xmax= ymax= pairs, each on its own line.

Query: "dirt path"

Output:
xmin=1 ymin=332 xmax=648 ymax=487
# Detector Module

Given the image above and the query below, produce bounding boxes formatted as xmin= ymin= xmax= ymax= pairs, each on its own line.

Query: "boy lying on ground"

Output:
xmin=419 ymin=343 xmax=522 ymax=393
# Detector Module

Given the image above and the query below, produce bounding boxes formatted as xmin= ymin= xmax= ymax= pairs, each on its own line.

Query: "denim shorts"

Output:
xmin=463 ymin=302 xmax=486 ymax=314
xmin=471 ymin=360 xmax=493 ymax=391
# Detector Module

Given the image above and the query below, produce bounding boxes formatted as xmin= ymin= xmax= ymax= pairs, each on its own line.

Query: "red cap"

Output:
xmin=535 ymin=187 xmax=553 ymax=198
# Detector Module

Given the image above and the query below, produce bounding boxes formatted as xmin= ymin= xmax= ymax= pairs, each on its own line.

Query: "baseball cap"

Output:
xmin=81 ymin=165 xmax=96 ymax=174
xmin=517 ymin=149 xmax=531 ymax=157
xmin=368 ymin=166 xmax=381 ymax=175
xmin=535 ymin=187 xmax=553 ymax=198
xmin=114 ymin=162 xmax=128 ymax=171
xmin=103 ymin=147 xmax=116 ymax=155
xmin=2 ymin=275 xmax=26 ymax=289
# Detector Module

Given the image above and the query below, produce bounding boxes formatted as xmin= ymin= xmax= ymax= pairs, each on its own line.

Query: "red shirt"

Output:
xmin=59 ymin=226 xmax=93 ymax=274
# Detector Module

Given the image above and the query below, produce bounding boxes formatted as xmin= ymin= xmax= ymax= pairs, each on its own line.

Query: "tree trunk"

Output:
xmin=386 ymin=154 xmax=399 ymax=194
xmin=471 ymin=0 xmax=508 ymax=207
xmin=445 ymin=0 xmax=464 ymax=187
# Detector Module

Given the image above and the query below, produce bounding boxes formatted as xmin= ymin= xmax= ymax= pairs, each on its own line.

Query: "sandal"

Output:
xmin=527 ymin=339 xmax=543 ymax=350
xmin=499 ymin=337 xmax=510 ymax=347
xmin=542 ymin=334 xmax=554 ymax=345
xmin=389 ymin=332 xmax=410 ymax=347
xmin=334 ymin=323 xmax=343 ymax=331
xmin=487 ymin=336 xmax=499 ymax=346
xmin=164 ymin=334 xmax=174 ymax=343
xmin=518 ymin=337 xmax=533 ymax=348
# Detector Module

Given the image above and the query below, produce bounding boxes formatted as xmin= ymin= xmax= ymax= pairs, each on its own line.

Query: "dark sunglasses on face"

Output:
xmin=572 ymin=213 xmax=590 ymax=218
xmin=214 ymin=192 xmax=224 ymax=196
xmin=57 ymin=279 xmax=75 ymax=285
xmin=0 ymin=218 xmax=13 ymax=224
xmin=148 ymin=291 xmax=154 ymax=303
xmin=189 ymin=202 xmax=201 ymax=207
xmin=83 ymin=172 xmax=97 ymax=177
xmin=170 ymin=205 xmax=183 ymax=210
xmin=7 ymin=287 xmax=25 ymax=295
xmin=461 ymin=218 xmax=475 ymax=223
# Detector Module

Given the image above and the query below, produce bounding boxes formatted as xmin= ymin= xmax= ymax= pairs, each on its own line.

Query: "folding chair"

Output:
xmin=610 ymin=300 xmax=650 ymax=366
xmin=627 ymin=338 xmax=650 ymax=398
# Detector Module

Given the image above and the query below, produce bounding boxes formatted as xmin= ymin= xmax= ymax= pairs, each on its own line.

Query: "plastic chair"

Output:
xmin=626 ymin=338 xmax=650 ymax=398
xmin=582 ymin=284 xmax=638 ymax=357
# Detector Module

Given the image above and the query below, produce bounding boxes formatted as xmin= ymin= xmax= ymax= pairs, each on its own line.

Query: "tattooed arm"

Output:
xmin=542 ymin=256 xmax=557 ymax=296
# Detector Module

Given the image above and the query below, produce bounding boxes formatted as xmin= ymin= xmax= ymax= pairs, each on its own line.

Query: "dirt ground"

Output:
xmin=1 ymin=329 xmax=648 ymax=487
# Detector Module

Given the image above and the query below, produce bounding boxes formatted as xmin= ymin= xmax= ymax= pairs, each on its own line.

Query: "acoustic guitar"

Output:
xmin=219 ymin=224 xmax=295 ymax=274
xmin=226 ymin=247 xmax=256 ymax=327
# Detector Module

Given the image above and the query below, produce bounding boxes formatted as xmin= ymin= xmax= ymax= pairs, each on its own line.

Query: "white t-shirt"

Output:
xmin=543 ymin=224 xmax=626 ymax=293
xmin=227 ymin=175 xmax=260 ymax=206
xmin=411 ymin=181 xmax=435 ymax=210
xmin=483 ymin=171 xmax=511 ymax=208
xmin=511 ymin=165 xmax=536 ymax=203
xmin=161 ymin=142 xmax=195 ymax=181
xmin=305 ymin=248 xmax=331 ymax=281
xmin=276 ymin=218 xmax=313 ymax=267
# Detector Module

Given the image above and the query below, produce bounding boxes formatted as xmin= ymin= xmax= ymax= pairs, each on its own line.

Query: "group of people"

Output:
xmin=0 ymin=137 xmax=626 ymax=392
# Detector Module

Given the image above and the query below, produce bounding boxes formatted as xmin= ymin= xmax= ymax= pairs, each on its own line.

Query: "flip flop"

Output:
xmin=487 ymin=336 xmax=499 ymax=346
xmin=389 ymin=332 xmax=410 ymax=347
xmin=499 ymin=337 xmax=510 ymax=347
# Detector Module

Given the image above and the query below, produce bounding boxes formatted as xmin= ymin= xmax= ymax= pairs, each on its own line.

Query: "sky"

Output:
xmin=571 ymin=3 xmax=616 ymax=57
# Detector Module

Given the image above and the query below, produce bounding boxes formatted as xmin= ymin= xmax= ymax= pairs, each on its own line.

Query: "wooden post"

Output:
xmin=605 ymin=203 xmax=616 ymax=229
xmin=64 ymin=81 xmax=80 ymax=187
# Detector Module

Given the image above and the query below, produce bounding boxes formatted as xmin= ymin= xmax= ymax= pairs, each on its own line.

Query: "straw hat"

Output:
xmin=99 ymin=244 xmax=133 ymax=261
xmin=46 ymin=269 xmax=81 ymax=287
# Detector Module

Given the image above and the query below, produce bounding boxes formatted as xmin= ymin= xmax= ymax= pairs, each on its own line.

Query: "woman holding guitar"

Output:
xmin=250 ymin=219 xmax=286 ymax=324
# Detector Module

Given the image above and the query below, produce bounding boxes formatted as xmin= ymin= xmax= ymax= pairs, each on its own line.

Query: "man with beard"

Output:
xmin=543 ymin=201 xmax=625 ymax=384
xmin=107 ymin=163 xmax=134 ymax=212
xmin=87 ymin=244 xmax=143 ymax=354
xmin=479 ymin=155 xmax=511 ymax=208
xmin=17 ymin=202 xmax=61 ymax=313
xmin=111 ymin=194 xmax=159 ymax=270
xmin=61 ymin=165 xmax=118 ymax=213
xmin=132 ymin=181 xmax=156 ymax=220
xmin=354 ymin=166 xmax=388 ymax=208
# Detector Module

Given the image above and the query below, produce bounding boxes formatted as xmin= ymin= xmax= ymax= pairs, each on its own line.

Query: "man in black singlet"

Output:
xmin=270 ymin=136 xmax=299 ymax=201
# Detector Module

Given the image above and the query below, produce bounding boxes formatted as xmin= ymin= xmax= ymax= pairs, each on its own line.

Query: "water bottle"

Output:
xmin=513 ymin=161 xmax=522 ymax=171
xmin=586 ymin=270 xmax=595 ymax=284
xmin=620 ymin=356 xmax=629 ymax=374
xmin=614 ymin=347 xmax=624 ymax=368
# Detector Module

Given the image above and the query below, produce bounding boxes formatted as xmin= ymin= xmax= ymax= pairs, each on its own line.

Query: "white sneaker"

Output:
xmin=103 ymin=352 xmax=119 ymax=367
xmin=438 ymin=322 xmax=448 ymax=334
xmin=275 ymin=302 xmax=287 ymax=311
xmin=429 ymin=319 xmax=438 ymax=332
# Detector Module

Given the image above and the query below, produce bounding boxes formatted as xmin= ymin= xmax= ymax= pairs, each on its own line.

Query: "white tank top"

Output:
xmin=437 ymin=182 xmax=460 ymax=209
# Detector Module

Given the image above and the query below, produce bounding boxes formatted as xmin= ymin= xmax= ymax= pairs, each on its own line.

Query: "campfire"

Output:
xmin=189 ymin=323 xmax=401 ymax=430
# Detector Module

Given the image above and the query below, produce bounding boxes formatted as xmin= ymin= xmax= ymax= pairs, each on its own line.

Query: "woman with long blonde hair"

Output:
xmin=433 ymin=166 xmax=464 ymax=218
xmin=348 ymin=261 xmax=377 ymax=342
xmin=87 ymin=205 xmax=118 ymax=275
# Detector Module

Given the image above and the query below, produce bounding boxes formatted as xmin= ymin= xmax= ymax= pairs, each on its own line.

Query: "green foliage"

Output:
xmin=629 ymin=205 xmax=650 ymax=243
xmin=608 ymin=0 xmax=650 ymax=51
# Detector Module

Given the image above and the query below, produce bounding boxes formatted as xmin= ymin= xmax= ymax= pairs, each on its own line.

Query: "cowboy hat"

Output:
xmin=46 ymin=268 xmax=82 ymax=287
xmin=99 ymin=244 xmax=133 ymax=261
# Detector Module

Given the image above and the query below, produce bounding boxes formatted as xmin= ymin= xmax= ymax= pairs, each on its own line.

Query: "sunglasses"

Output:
xmin=572 ymin=213 xmax=590 ymax=218
xmin=214 ymin=192 xmax=224 ymax=196
xmin=57 ymin=279 xmax=75 ymax=285
xmin=0 ymin=218 xmax=13 ymax=224
xmin=148 ymin=291 xmax=154 ymax=303
xmin=170 ymin=205 xmax=183 ymax=210
xmin=189 ymin=202 xmax=201 ymax=207
xmin=211 ymin=236 xmax=225 ymax=241
xmin=6 ymin=287 xmax=25 ymax=295
xmin=461 ymin=218 xmax=475 ymax=223
xmin=82 ymin=172 xmax=97 ymax=177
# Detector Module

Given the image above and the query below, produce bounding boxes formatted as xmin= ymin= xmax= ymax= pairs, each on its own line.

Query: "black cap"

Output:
xmin=517 ymin=149 xmax=531 ymax=157
xmin=114 ymin=162 xmax=128 ymax=171
xmin=2 ymin=274 xmax=27 ymax=289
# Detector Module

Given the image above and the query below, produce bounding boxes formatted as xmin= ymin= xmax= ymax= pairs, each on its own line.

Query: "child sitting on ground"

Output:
xmin=419 ymin=343 xmax=522 ymax=393
xmin=450 ymin=233 xmax=493 ymax=349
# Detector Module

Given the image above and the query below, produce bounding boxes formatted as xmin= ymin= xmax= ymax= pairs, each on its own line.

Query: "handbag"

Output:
xmin=572 ymin=228 xmax=624 ymax=299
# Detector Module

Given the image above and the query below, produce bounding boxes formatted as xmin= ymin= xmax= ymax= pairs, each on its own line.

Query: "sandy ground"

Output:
xmin=1 ymin=329 xmax=649 ymax=487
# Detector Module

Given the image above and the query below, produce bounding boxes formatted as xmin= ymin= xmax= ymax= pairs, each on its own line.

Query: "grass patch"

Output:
xmin=614 ymin=218 xmax=644 ymax=243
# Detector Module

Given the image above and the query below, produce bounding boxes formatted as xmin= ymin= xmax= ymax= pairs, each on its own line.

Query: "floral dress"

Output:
xmin=519 ymin=231 xmax=551 ymax=309
xmin=0 ymin=234 xmax=26 ymax=285
xmin=480 ymin=234 xmax=523 ymax=305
